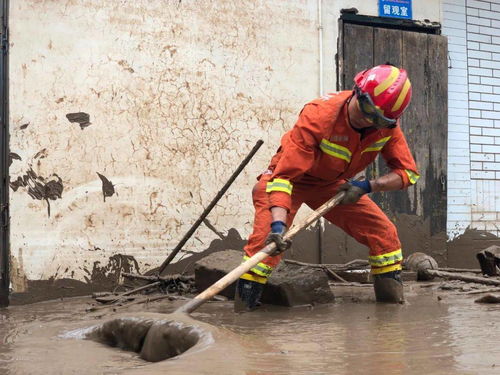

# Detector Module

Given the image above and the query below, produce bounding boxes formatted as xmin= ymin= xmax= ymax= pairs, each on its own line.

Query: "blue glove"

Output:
xmin=266 ymin=221 xmax=292 ymax=255
xmin=339 ymin=179 xmax=371 ymax=204
xmin=350 ymin=179 xmax=372 ymax=193
xmin=270 ymin=220 xmax=287 ymax=235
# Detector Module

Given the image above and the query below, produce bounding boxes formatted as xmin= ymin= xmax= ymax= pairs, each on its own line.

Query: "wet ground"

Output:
xmin=0 ymin=282 xmax=499 ymax=375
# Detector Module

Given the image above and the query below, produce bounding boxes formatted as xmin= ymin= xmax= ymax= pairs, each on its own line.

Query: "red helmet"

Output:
xmin=354 ymin=65 xmax=412 ymax=120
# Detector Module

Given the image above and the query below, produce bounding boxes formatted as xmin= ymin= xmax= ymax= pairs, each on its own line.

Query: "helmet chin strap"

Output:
xmin=375 ymin=122 xmax=398 ymax=130
xmin=346 ymin=94 xmax=361 ymax=130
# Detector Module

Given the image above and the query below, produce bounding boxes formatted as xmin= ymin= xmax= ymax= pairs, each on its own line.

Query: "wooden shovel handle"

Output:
xmin=176 ymin=190 xmax=346 ymax=314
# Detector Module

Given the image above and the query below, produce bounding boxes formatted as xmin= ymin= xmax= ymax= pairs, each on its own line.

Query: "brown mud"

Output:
xmin=9 ymin=254 xmax=141 ymax=305
xmin=1 ymin=283 xmax=499 ymax=375
xmin=8 ymin=218 xmax=497 ymax=305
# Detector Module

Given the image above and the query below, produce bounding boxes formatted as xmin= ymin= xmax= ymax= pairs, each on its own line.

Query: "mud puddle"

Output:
xmin=0 ymin=283 xmax=499 ymax=374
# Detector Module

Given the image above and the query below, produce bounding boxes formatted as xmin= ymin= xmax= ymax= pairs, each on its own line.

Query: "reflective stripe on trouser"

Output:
xmin=369 ymin=249 xmax=403 ymax=274
xmin=242 ymin=256 xmax=273 ymax=278
xmin=243 ymin=174 xmax=402 ymax=271
xmin=243 ymin=174 xmax=300 ymax=269
xmin=240 ymin=272 xmax=268 ymax=284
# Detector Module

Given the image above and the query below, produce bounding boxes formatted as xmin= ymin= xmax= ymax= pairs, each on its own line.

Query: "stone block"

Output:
xmin=194 ymin=250 xmax=335 ymax=306
xmin=194 ymin=249 xmax=242 ymax=299
xmin=263 ymin=262 xmax=334 ymax=306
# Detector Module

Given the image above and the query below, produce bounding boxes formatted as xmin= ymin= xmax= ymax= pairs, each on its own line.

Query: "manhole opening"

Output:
xmin=86 ymin=318 xmax=200 ymax=362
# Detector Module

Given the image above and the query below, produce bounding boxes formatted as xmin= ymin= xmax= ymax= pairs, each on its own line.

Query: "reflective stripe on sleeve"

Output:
xmin=404 ymin=169 xmax=420 ymax=184
xmin=266 ymin=178 xmax=293 ymax=195
xmin=361 ymin=136 xmax=392 ymax=153
xmin=243 ymin=256 xmax=274 ymax=277
xmin=320 ymin=139 xmax=352 ymax=162
xmin=368 ymin=249 xmax=403 ymax=267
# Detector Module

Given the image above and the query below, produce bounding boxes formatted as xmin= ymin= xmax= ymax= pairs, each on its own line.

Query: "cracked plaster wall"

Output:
xmin=9 ymin=0 xmax=441 ymax=291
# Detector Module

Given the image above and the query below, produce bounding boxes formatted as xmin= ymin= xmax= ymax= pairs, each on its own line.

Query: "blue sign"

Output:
xmin=379 ymin=0 xmax=412 ymax=19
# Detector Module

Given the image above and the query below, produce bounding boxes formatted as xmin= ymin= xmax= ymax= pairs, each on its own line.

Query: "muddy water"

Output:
xmin=0 ymin=284 xmax=499 ymax=374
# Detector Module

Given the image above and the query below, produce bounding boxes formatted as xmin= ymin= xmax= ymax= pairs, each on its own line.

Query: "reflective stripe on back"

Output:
xmin=320 ymin=139 xmax=352 ymax=162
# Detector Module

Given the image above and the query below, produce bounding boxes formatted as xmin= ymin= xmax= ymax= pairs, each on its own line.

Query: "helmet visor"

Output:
xmin=354 ymin=86 xmax=397 ymax=129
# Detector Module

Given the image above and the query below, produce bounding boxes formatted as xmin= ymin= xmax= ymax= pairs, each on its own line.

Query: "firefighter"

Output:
xmin=235 ymin=65 xmax=419 ymax=310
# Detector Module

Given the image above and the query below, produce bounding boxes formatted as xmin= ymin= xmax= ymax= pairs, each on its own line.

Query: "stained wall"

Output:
xmin=8 ymin=0 xmax=441 ymax=295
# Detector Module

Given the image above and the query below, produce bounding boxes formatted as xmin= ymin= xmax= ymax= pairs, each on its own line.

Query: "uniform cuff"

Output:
xmin=393 ymin=169 xmax=420 ymax=189
xmin=269 ymin=191 xmax=291 ymax=212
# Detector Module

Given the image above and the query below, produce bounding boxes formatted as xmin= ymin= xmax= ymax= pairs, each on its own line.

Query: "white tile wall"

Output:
xmin=444 ymin=0 xmax=472 ymax=239
xmin=425 ymin=1 xmax=500 ymax=239
xmin=468 ymin=0 xmax=500 ymax=191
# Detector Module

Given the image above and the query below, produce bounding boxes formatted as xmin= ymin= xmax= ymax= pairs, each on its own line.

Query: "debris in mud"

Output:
xmin=404 ymin=252 xmax=439 ymax=280
xmin=462 ymin=287 xmax=500 ymax=295
xmin=429 ymin=269 xmax=500 ymax=286
xmin=438 ymin=280 xmax=484 ymax=292
xmin=476 ymin=245 xmax=500 ymax=276
xmin=474 ymin=294 xmax=500 ymax=304
xmin=86 ymin=273 xmax=196 ymax=312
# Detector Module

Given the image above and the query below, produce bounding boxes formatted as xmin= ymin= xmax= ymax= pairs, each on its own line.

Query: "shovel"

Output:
xmin=176 ymin=189 xmax=347 ymax=314
xmin=86 ymin=189 xmax=346 ymax=363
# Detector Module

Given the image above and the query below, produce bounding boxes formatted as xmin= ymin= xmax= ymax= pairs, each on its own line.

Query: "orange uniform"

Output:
xmin=244 ymin=91 xmax=419 ymax=278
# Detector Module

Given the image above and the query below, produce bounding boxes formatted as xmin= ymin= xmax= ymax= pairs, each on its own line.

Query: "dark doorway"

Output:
xmin=336 ymin=17 xmax=448 ymax=263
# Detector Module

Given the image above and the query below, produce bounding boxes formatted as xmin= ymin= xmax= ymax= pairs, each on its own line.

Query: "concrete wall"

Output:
xmin=8 ymin=0 xmax=441 ymax=293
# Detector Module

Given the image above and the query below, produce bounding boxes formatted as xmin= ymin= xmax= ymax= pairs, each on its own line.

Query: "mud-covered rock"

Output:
xmin=404 ymin=252 xmax=439 ymax=280
xmin=87 ymin=317 xmax=154 ymax=352
xmin=263 ymin=262 xmax=334 ymax=306
xmin=85 ymin=313 xmax=208 ymax=362
xmin=140 ymin=320 xmax=200 ymax=362
xmin=194 ymin=249 xmax=242 ymax=299
xmin=194 ymin=250 xmax=335 ymax=306
xmin=476 ymin=245 xmax=500 ymax=276
xmin=474 ymin=294 xmax=500 ymax=304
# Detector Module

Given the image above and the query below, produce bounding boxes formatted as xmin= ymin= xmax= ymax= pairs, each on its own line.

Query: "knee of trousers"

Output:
xmin=365 ymin=220 xmax=401 ymax=252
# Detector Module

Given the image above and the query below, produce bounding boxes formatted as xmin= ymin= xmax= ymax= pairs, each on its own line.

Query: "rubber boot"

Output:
xmin=373 ymin=270 xmax=404 ymax=304
xmin=234 ymin=276 xmax=265 ymax=312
